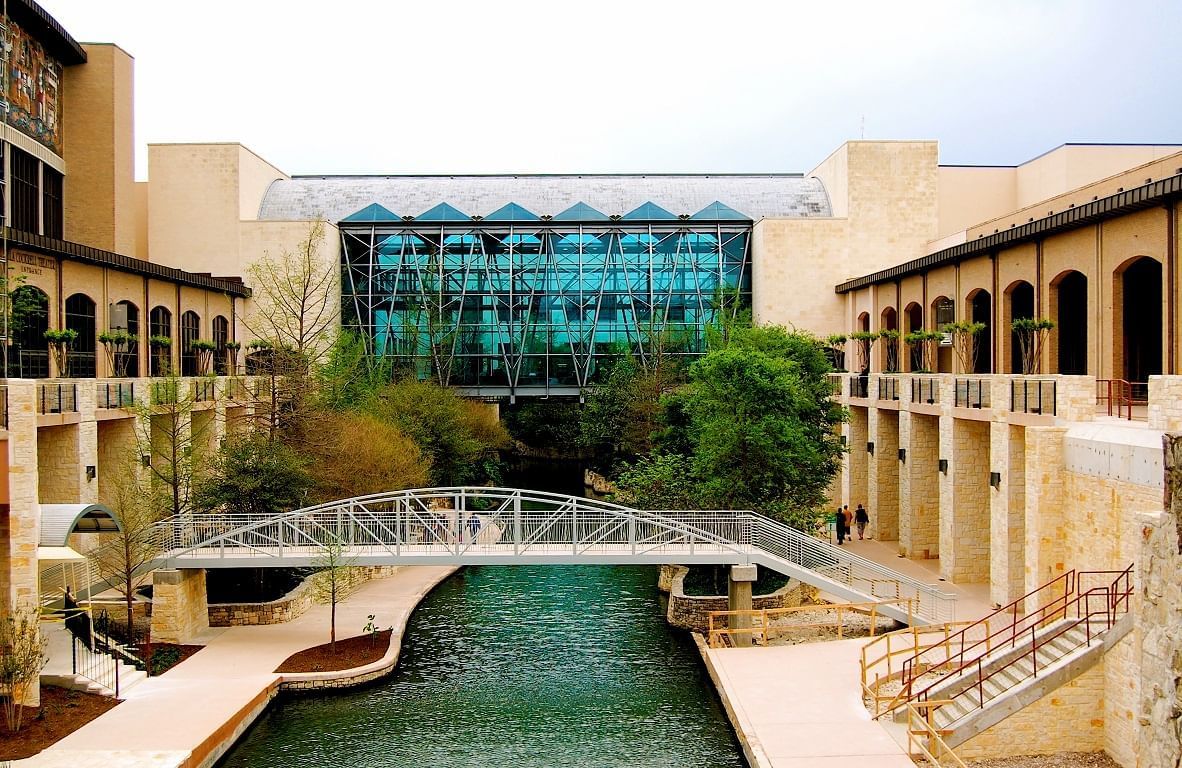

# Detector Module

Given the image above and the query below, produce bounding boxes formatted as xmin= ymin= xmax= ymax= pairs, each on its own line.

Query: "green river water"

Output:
xmin=217 ymin=565 xmax=747 ymax=767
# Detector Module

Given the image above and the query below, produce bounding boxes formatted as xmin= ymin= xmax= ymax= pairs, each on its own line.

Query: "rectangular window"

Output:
xmin=42 ymin=166 xmax=62 ymax=239
xmin=10 ymin=147 xmax=38 ymax=234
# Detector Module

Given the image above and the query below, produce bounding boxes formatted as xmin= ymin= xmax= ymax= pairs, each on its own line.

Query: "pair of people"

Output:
xmin=834 ymin=504 xmax=870 ymax=544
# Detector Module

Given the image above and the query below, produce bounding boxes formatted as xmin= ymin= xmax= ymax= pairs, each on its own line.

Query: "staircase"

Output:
xmin=41 ymin=621 xmax=149 ymax=699
xmin=890 ymin=566 xmax=1133 ymax=749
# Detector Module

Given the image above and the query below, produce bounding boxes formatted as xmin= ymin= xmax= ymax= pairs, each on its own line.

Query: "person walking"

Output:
xmin=834 ymin=506 xmax=846 ymax=544
xmin=842 ymin=505 xmax=853 ymax=543
xmin=855 ymin=504 xmax=870 ymax=540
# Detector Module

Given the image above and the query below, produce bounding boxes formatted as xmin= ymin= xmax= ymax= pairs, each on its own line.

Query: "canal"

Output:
xmin=218 ymin=564 xmax=747 ymax=767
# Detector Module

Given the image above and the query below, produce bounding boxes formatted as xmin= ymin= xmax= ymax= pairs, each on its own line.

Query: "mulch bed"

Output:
xmin=136 ymin=642 xmax=205 ymax=676
xmin=965 ymin=754 xmax=1120 ymax=768
xmin=275 ymin=630 xmax=392 ymax=673
xmin=0 ymin=685 xmax=120 ymax=760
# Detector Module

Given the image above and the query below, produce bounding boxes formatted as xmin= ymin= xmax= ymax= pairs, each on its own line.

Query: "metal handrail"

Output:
xmin=909 ymin=565 xmax=1132 ymax=723
xmin=98 ymin=381 xmax=136 ymax=409
xmin=953 ymin=377 xmax=989 ymax=408
xmin=707 ymin=598 xmax=915 ymax=648
xmin=1097 ymin=379 xmax=1133 ymax=419
xmin=861 ymin=620 xmax=980 ymax=717
xmin=1010 ymin=378 xmax=1056 ymax=416
xmin=38 ymin=382 xmax=78 ymax=414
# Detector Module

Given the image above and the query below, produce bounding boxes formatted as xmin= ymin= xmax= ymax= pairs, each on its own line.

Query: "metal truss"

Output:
xmin=146 ymin=487 xmax=956 ymax=625
xmin=339 ymin=222 xmax=751 ymax=397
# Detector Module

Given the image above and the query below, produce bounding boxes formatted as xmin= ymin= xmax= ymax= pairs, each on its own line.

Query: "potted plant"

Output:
xmin=1011 ymin=318 xmax=1055 ymax=374
xmin=149 ymin=335 xmax=172 ymax=376
xmin=941 ymin=321 xmax=987 ymax=373
xmin=43 ymin=328 xmax=78 ymax=377
xmin=225 ymin=340 xmax=242 ymax=375
xmin=99 ymin=329 xmax=139 ymax=378
xmin=904 ymin=330 xmax=943 ymax=372
xmin=190 ymin=339 xmax=217 ymax=375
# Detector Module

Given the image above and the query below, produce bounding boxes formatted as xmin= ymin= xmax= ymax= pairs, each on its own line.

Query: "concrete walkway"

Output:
xmin=17 ymin=565 xmax=457 ymax=768
xmin=701 ymin=638 xmax=915 ymax=768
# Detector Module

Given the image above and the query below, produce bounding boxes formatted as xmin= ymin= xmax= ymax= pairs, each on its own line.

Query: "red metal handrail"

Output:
xmin=897 ymin=570 xmax=1075 ymax=693
xmin=911 ymin=565 xmax=1132 ymax=722
xmin=1097 ymin=379 xmax=1134 ymax=419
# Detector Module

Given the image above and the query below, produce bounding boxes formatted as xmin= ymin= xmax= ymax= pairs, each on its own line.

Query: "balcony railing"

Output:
xmin=97 ymin=382 xmax=136 ymax=409
xmin=1011 ymin=379 xmax=1056 ymax=416
xmin=192 ymin=379 xmax=216 ymax=403
xmin=910 ymin=376 xmax=940 ymax=405
xmin=38 ymin=383 xmax=78 ymax=414
xmin=849 ymin=374 xmax=870 ymax=399
xmin=226 ymin=377 xmax=249 ymax=402
xmin=877 ymin=376 xmax=900 ymax=401
xmin=954 ymin=378 xmax=990 ymax=409
xmin=151 ymin=381 xmax=179 ymax=406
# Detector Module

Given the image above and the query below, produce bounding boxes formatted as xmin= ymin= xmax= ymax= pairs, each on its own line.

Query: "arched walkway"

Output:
xmin=1052 ymin=271 xmax=1088 ymax=375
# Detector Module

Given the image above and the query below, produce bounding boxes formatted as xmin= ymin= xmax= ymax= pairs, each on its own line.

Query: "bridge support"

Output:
xmin=150 ymin=568 xmax=209 ymax=644
xmin=728 ymin=564 xmax=757 ymax=647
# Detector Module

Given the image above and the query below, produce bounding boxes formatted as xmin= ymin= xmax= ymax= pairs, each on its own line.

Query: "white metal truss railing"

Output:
xmin=145 ymin=487 xmax=956 ymax=624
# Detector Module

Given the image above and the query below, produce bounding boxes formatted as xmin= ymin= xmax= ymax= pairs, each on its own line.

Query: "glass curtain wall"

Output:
xmin=341 ymin=221 xmax=751 ymax=395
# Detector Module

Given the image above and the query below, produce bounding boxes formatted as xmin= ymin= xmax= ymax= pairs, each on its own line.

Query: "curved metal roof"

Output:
xmin=40 ymin=503 xmax=121 ymax=547
xmin=257 ymin=174 xmax=832 ymax=223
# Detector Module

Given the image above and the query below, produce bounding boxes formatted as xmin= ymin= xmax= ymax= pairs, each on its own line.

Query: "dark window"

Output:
xmin=149 ymin=306 xmax=172 ymax=376
xmin=180 ymin=310 xmax=201 ymax=376
xmin=42 ymin=166 xmax=63 ymax=239
xmin=111 ymin=300 xmax=139 ymax=377
xmin=10 ymin=147 xmax=38 ymax=234
xmin=65 ymin=293 xmax=97 ymax=378
xmin=212 ymin=315 xmax=229 ymax=375
xmin=8 ymin=285 xmax=49 ymax=378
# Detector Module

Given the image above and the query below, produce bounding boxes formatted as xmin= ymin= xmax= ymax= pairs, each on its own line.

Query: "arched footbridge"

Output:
xmin=146 ymin=487 xmax=956 ymax=625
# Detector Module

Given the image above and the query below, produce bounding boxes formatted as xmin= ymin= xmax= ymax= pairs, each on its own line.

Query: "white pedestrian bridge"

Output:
xmin=147 ymin=487 xmax=956 ymax=625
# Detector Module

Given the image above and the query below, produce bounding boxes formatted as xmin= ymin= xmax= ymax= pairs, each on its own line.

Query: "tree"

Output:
xmin=942 ymin=321 xmax=987 ymax=373
xmin=315 ymin=331 xmax=391 ymax=412
xmin=824 ymin=334 xmax=848 ymax=371
xmin=879 ymin=329 xmax=901 ymax=373
xmin=193 ymin=435 xmax=313 ymax=517
xmin=135 ymin=373 xmax=213 ymax=519
xmin=613 ymin=454 xmax=701 ymax=510
xmin=245 ymin=218 xmax=337 ymax=365
xmin=300 ymin=411 xmax=429 ymax=503
xmin=44 ymin=328 xmax=78 ymax=377
xmin=1012 ymin=317 xmax=1055 ymax=374
xmin=904 ymin=330 xmax=943 ymax=372
xmin=850 ymin=330 xmax=877 ymax=373
xmin=99 ymin=330 xmax=138 ymax=378
xmin=0 ymin=604 xmax=48 ymax=733
xmin=579 ymin=356 xmax=655 ymax=473
xmin=309 ymin=536 xmax=358 ymax=653
xmin=89 ymin=461 xmax=166 ymax=641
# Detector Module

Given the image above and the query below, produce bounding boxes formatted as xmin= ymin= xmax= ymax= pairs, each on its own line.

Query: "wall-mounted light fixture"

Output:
xmin=938 ymin=458 xmax=948 ymax=474
xmin=990 ymin=471 xmax=1002 ymax=489
xmin=867 ymin=441 xmax=875 ymax=455
xmin=141 ymin=454 xmax=152 ymax=468
xmin=898 ymin=448 xmax=907 ymax=463
xmin=840 ymin=435 xmax=847 ymax=447
xmin=85 ymin=465 xmax=96 ymax=481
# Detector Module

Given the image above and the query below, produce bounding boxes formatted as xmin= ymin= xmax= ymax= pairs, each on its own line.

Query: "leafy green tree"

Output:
xmin=193 ymin=435 xmax=313 ymax=516
xmin=503 ymin=400 xmax=582 ymax=454
xmin=0 ymin=604 xmax=47 ymax=732
xmin=578 ymin=356 xmax=654 ymax=473
xmin=316 ymin=330 xmax=391 ymax=412
xmin=612 ymin=454 xmax=700 ymax=510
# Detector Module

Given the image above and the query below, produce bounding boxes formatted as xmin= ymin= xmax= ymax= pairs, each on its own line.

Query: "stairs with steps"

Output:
xmin=41 ymin=621 xmax=149 ymax=699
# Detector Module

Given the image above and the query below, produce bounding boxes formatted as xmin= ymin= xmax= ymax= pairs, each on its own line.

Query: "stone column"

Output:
xmin=150 ymin=568 xmax=209 ymax=644
xmin=868 ymin=407 xmax=900 ymax=542
xmin=900 ymin=411 xmax=940 ymax=560
xmin=946 ymin=418 xmax=991 ymax=583
xmin=1022 ymin=426 xmax=1068 ymax=610
xmin=989 ymin=421 xmax=1027 ymax=606
xmin=727 ymin=564 xmax=757 ymax=648
xmin=846 ymin=407 xmax=869 ymax=512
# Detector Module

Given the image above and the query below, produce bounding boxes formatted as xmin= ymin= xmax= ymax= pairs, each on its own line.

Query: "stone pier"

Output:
xmin=727 ymin=564 xmax=757 ymax=648
xmin=151 ymin=568 xmax=210 ymax=644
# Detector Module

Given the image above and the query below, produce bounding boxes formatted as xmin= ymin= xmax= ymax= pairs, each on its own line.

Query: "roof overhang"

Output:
xmin=7 ymin=0 xmax=87 ymax=66
xmin=39 ymin=503 xmax=121 ymax=547
xmin=37 ymin=545 xmax=87 ymax=563
xmin=835 ymin=172 xmax=1182 ymax=294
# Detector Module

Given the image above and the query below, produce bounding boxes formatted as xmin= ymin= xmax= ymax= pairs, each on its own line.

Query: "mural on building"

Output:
xmin=4 ymin=21 xmax=63 ymax=154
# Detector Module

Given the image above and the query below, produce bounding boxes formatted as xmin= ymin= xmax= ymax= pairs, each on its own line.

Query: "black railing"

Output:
xmin=0 ymin=385 xmax=8 ymax=428
xmin=151 ymin=380 xmax=179 ymax=405
xmin=954 ymin=378 xmax=990 ymax=409
xmin=38 ymin=383 xmax=78 ymax=414
xmin=1011 ymin=379 xmax=1057 ymax=416
xmin=226 ymin=377 xmax=248 ymax=401
xmin=877 ymin=376 xmax=900 ymax=401
xmin=849 ymin=374 xmax=870 ymax=399
xmin=192 ymin=379 xmax=215 ymax=402
xmin=910 ymin=376 xmax=939 ymax=405
xmin=98 ymin=381 xmax=136 ymax=409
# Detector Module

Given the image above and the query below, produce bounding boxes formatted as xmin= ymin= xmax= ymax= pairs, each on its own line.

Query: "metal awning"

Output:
xmin=37 ymin=545 xmax=87 ymax=562
xmin=39 ymin=503 xmax=121 ymax=547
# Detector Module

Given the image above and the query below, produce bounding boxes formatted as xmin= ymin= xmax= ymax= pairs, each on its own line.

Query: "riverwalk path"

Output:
xmin=16 ymin=565 xmax=457 ymax=768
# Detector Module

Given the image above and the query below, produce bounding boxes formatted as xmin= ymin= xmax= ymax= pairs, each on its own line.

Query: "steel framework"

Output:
xmin=340 ymin=220 xmax=751 ymax=398
xmin=146 ymin=487 xmax=956 ymax=625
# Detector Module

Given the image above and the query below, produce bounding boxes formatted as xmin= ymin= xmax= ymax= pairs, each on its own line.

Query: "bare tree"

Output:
xmin=309 ymin=535 xmax=359 ymax=653
xmin=245 ymin=219 xmax=338 ymax=364
xmin=89 ymin=460 xmax=166 ymax=641
xmin=134 ymin=374 xmax=213 ymax=519
xmin=0 ymin=603 xmax=48 ymax=732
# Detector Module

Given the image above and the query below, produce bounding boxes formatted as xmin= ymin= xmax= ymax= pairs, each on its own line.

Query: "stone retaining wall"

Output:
xmin=661 ymin=565 xmax=812 ymax=633
xmin=208 ymin=566 xmax=403 ymax=627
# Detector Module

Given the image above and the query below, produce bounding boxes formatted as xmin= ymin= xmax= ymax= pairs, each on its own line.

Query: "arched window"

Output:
xmin=1004 ymin=281 xmax=1034 ymax=374
xmin=212 ymin=315 xmax=229 ymax=375
xmin=904 ymin=302 xmax=923 ymax=371
xmin=1051 ymin=271 xmax=1088 ymax=375
xmin=880 ymin=306 xmax=898 ymax=372
xmin=1116 ymin=256 xmax=1162 ymax=383
xmin=8 ymin=285 xmax=50 ymax=378
xmin=180 ymin=311 xmax=201 ymax=376
xmin=967 ymin=289 xmax=992 ymax=374
xmin=65 ymin=293 xmax=97 ymax=378
xmin=110 ymin=300 xmax=140 ymax=377
xmin=930 ymin=295 xmax=954 ymax=373
xmin=149 ymin=306 xmax=173 ymax=376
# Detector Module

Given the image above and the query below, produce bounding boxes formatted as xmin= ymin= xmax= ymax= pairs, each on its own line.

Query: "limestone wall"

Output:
xmin=663 ymin=566 xmax=810 ymax=633
xmin=869 ymin=408 xmax=900 ymax=541
xmin=208 ymin=566 xmax=403 ymax=627
xmin=948 ymin=419 xmax=990 ymax=582
xmin=955 ymin=662 xmax=1107 ymax=760
xmin=150 ymin=568 xmax=209 ymax=644
xmin=900 ymin=411 xmax=940 ymax=558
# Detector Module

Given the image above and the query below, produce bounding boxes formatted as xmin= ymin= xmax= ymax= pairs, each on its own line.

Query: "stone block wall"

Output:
xmin=37 ymin=423 xmax=83 ymax=504
xmin=1022 ymin=427 xmax=1069 ymax=601
xmin=150 ymin=568 xmax=209 ymax=644
xmin=869 ymin=408 xmax=900 ymax=541
xmin=1148 ymin=376 xmax=1182 ymax=431
xmin=989 ymin=423 xmax=1026 ymax=605
xmin=948 ymin=419 xmax=990 ymax=582
xmin=900 ymin=412 xmax=940 ymax=559
xmin=954 ymin=662 xmax=1107 ymax=760
xmin=663 ymin=566 xmax=811 ymax=633
xmin=846 ymin=408 xmax=869 ymax=512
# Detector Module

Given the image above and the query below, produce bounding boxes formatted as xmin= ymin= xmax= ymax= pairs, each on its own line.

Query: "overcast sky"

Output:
xmin=39 ymin=0 xmax=1182 ymax=178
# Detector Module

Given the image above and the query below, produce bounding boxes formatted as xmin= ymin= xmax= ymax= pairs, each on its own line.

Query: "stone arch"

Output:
xmin=65 ymin=293 xmax=97 ymax=378
xmin=9 ymin=285 xmax=50 ymax=377
xmin=965 ymin=288 xmax=992 ymax=374
xmin=1003 ymin=280 xmax=1035 ymax=374
xmin=1050 ymin=270 xmax=1088 ymax=375
xmin=1113 ymin=255 xmax=1162 ymax=382
xmin=880 ymin=306 xmax=898 ymax=372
